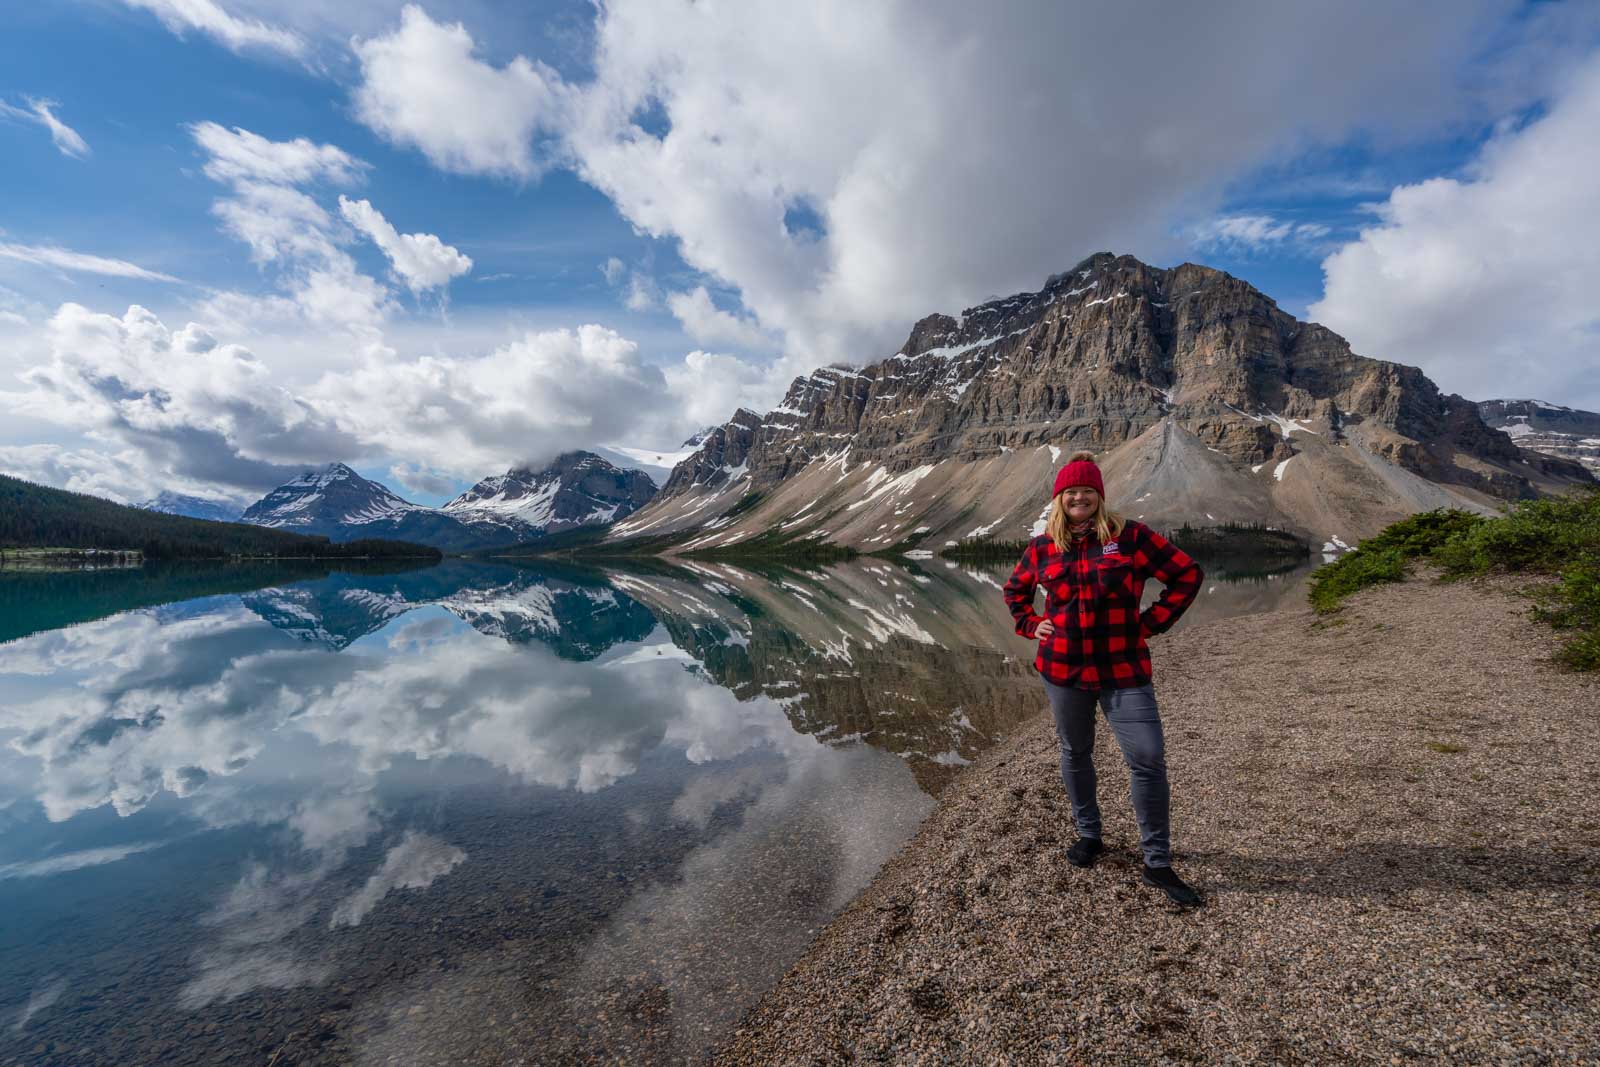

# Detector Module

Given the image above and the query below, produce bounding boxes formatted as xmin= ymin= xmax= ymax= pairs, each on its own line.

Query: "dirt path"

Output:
xmin=716 ymin=571 xmax=1600 ymax=1064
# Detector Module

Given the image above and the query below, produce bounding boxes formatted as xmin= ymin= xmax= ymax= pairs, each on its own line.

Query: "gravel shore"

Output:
xmin=716 ymin=571 xmax=1600 ymax=1064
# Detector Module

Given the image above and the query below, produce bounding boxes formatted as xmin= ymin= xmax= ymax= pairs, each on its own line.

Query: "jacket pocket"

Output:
xmin=1038 ymin=560 xmax=1072 ymax=613
xmin=1095 ymin=559 xmax=1135 ymax=602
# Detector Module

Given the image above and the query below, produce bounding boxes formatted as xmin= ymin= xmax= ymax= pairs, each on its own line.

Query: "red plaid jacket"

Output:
xmin=1002 ymin=520 xmax=1202 ymax=689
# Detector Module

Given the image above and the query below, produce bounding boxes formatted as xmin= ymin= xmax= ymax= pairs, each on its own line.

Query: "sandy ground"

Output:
xmin=715 ymin=570 xmax=1600 ymax=1065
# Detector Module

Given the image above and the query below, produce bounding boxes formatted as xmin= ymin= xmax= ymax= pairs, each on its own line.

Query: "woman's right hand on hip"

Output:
xmin=1035 ymin=619 xmax=1055 ymax=640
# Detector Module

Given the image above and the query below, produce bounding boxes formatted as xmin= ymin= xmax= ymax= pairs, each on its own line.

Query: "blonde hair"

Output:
xmin=1046 ymin=450 xmax=1125 ymax=552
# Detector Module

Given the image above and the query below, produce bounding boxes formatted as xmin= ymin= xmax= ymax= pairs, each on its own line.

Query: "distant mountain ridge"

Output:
xmin=443 ymin=451 xmax=655 ymax=533
xmin=138 ymin=491 xmax=242 ymax=523
xmin=0 ymin=472 xmax=438 ymax=561
xmin=608 ymin=251 xmax=1595 ymax=553
xmin=238 ymin=452 xmax=657 ymax=552
xmin=1477 ymin=400 xmax=1600 ymax=475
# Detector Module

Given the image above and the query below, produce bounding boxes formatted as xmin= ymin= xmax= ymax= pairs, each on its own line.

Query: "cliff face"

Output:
xmin=609 ymin=253 xmax=1594 ymax=552
xmin=1478 ymin=400 xmax=1600 ymax=476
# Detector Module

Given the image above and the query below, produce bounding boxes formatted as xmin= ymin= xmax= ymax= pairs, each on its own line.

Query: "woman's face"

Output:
xmin=1061 ymin=487 xmax=1100 ymax=524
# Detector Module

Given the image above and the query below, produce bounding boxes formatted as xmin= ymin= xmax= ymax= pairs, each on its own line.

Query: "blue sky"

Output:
xmin=2 ymin=0 xmax=1598 ymax=507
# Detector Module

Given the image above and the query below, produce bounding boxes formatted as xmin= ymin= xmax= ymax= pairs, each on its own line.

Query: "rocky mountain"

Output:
xmin=609 ymin=252 xmax=1594 ymax=553
xmin=443 ymin=451 xmax=656 ymax=534
xmin=240 ymin=453 xmax=656 ymax=552
xmin=1478 ymin=400 xmax=1600 ymax=475
xmin=239 ymin=463 xmax=492 ymax=551
xmin=137 ymin=491 xmax=242 ymax=523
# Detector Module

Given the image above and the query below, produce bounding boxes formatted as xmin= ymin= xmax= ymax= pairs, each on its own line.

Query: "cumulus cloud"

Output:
xmin=0 ymin=242 xmax=176 ymax=282
xmin=338 ymin=196 xmax=473 ymax=295
xmin=352 ymin=5 xmax=571 ymax=179
xmin=342 ymin=1 xmax=1547 ymax=367
xmin=660 ymin=350 xmax=786 ymax=430
xmin=0 ymin=97 xmax=90 ymax=158
xmin=666 ymin=286 xmax=772 ymax=349
xmin=0 ymin=303 xmax=359 ymax=496
xmin=0 ymin=444 xmax=164 ymax=504
xmin=121 ymin=0 xmax=305 ymax=57
xmin=308 ymin=323 xmax=681 ymax=477
xmin=557 ymin=0 xmax=1525 ymax=366
xmin=600 ymin=256 xmax=625 ymax=284
xmin=1310 ymin=52 xmax=1600 ymax=409
xmin=0 ymin=295 xmax=729 ymax=500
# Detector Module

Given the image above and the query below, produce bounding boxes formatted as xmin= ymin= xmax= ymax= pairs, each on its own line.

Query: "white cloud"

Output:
xmin=0 ymin=443 xmax=169 ymax=504
xmin=1189 ymin=214 xmax=1332 ymax=253
xmin=191 ymin=121 xmax=364 ymax=187
xmin=661 ymin=350 xmax=786 ymax=430
xmin=344 ymin=2 xmax=1547 ymax=367
xmin=0 ymin=303 xmax=358 ymax=496
xmin=554 ymin=0 xmax=1525 ymax=366
xmin=1311 ymin=52 xmax=1600 ymax=409
xmin=0 ymin=295 xmax=751 ymax=501
xmin=0 ymin=242 xmax=177 ymax=282
xmin=0 ymin=98 xmax=90 ymax=158
xmin=623 ymin=272 xmax=657 ymax=312
xmin=666 ymin=286 xmax=772 ymax=349
xmin=387 ymin=462 xmax=457 ymax=497
xmin=338 ymin=196 xmax=473 ymax=295
xmin=600 ymin=256 xmax=625 ymax=284
xmin=352 ymin=4 xmax=571 ymax=179
xmin=211 ymin=181 xmax=341 ymax=265
xmin=121 ymin=0 xmax=305 ymax=57
xmin=307 ymin=323 xmax=676 ymax=477
xmin=190 ymin=123 xmax=392 ymax=340
xmin=329 ymin=831 xmax=466 ymax=927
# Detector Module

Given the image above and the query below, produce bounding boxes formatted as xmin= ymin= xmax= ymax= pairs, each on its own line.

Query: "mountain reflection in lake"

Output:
xmin=0 ymin=552 xmax=1311 ymax=1064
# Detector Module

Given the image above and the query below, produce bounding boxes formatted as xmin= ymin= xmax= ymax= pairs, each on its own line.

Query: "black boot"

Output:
xmin=1065 ymin=837 xmax=1104 ymax=868
xmin=1141 ymin=864 xmax=1201 ymax=906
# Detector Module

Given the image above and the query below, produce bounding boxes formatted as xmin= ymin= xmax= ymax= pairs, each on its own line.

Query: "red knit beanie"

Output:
xmin=1052 ymin=451 xmax=1104 ymax=498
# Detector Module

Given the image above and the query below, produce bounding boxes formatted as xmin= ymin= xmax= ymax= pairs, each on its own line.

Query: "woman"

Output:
xmin=1001 ymin=451 xmax=1205 ymax=906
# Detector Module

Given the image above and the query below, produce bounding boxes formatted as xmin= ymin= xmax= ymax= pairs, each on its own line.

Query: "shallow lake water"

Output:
xmin=0 ymin=550 xmax=1314 ymax=1064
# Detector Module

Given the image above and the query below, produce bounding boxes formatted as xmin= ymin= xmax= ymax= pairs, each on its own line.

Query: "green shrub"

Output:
xmin=1308 ymin=546 xmax=1409 ymax=613
xmin=1309 ymin=489 xmax=1600 ymax=670
xmin=1432 ymin=490 xmax=1600 ymax=577
xmin=1357 ymin=508 xmax=1486 ymax=557
xmin=1531 ymin=557 xmax=1600 ymax=671
xmin=1307 ymin=508 xmax=1483 ymax=614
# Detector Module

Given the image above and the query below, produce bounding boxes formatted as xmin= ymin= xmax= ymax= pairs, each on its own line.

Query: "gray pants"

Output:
xmin=1043 ymin=679 xmax=1172 ymax=867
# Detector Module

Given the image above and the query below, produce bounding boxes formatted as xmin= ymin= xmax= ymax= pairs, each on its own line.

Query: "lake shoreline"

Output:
xmin=715 ymin=570 xmax=1600 ymax=1063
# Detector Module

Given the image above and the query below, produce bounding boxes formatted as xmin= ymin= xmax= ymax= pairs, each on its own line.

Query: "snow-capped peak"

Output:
xmin=240 ymin=463 xmax=427 ymax=528
xmin=445 ymin=450 xmax=656 ymax=532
